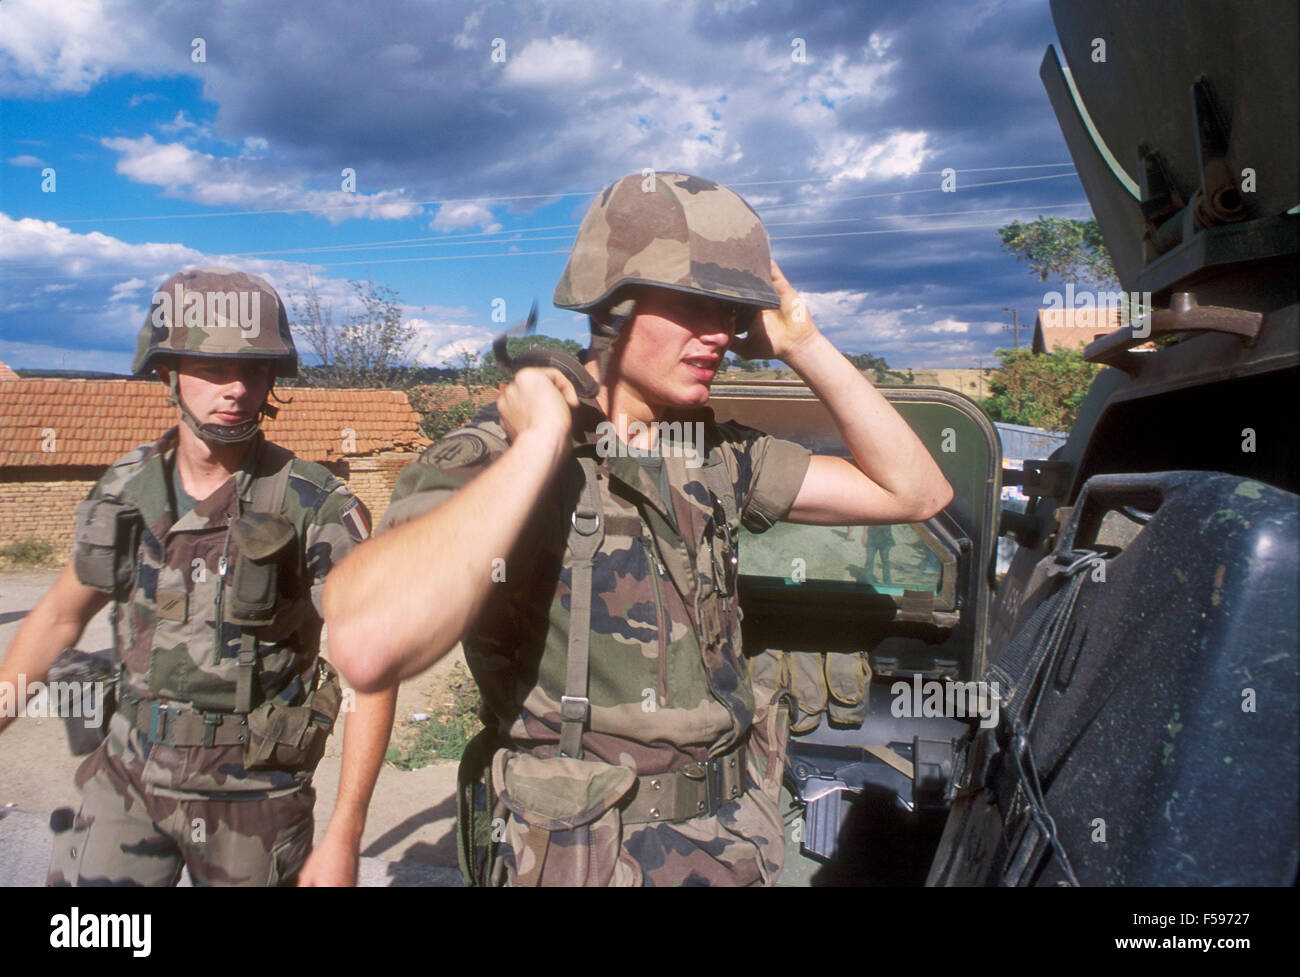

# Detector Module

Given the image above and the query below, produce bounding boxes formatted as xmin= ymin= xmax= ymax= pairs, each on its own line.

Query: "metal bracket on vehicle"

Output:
xmin=1003 ymin=460 xmax=1073 ymax=500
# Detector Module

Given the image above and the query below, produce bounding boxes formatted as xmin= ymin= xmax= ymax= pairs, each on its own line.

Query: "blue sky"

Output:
xmin=1 ymin=0 xmax=1094 ymax=373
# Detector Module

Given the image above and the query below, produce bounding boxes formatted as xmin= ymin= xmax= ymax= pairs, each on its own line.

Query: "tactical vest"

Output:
xmin=463 ymin=415 xmax=753 ymax=769
xmin=72 ymin=432 xmax=319 ymax=716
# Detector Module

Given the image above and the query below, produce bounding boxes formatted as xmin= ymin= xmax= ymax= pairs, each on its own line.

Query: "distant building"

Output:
xmin=0 ymin=366 xmax=428 ymax=559
xmin=1032 ymin=307 xmax=1157 ymax=353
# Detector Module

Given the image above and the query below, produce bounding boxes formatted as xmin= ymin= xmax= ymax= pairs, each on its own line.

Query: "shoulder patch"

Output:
xmin=422 ymin=432 xmax=489 ymax=469
xmin=339 ymin=496 xmax=372 ymax=542
xmin=288 ymin=473 xmax=332 ymax=512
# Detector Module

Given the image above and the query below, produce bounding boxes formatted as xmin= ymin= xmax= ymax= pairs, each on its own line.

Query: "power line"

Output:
xmin=2 ymin=201 xmax=1095 ymax=280
xmin=226 ymin=201 xmax=1092 ymax=259
xmin=46 ymin=162 xmax=1077 ymax=225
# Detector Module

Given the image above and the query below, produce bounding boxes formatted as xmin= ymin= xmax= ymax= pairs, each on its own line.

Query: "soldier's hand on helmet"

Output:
xmin=497 ymin=366 xmax=581 ymax=445
xmin=730 ymin=260 xmax=820 ymax=362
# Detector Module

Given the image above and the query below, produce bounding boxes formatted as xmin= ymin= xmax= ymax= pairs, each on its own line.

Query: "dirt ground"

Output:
xmin=0 ymin=569 xmax=464 ymax=885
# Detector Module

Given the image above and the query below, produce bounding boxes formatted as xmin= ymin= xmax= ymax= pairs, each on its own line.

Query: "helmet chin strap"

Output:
xmin=167 ymin=370 xmax=264 ymax=446
xmin=589 ymin=296 xmax=637 ymax=393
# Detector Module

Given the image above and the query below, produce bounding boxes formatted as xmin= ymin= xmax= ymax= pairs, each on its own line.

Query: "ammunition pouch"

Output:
xmin=72 ymin=498 xmax=141 ymax=597
xmin=225 ymin=512 xmax=296 ymax=627
xmin=243 ymin=659 xmax=342 ymax=773
xmin=755 ymin=649 xmax=873 ymax=733
xmin=46 ymin=647 xmax=119 ymax=757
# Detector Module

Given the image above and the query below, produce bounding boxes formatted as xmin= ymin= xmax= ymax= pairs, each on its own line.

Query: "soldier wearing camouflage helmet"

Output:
xmin=325 ymin=172 xmax=953 ymax=885
xmin=0 ymin=267 xmax=396 ymax=886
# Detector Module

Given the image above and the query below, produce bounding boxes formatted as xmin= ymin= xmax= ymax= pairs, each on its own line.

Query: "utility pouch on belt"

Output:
xmin=243 ymin=659 xmax=341 ymax=772
xmin=493 ymin=750 xmax=642 ymax=886
xmin=46 ymin=647 xmax=119 ymax=756
xmin=72 ymin=498 xmax=141 ymax=596
xmin=225 ymin=512 xmax=295 ymax=627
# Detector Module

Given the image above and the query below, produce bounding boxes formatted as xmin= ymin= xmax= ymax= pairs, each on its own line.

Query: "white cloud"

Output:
xmin=0 ymin=211 xmax=351 ymax=368
xmin=817 ymin=130 xmax=930 ymax=184
xmin=421 ymin=327 xmax=495 ymax=367
xmin=430 ymin=202 xmax=501 ymax=233
xmin=0 ymin=0 xmax=155 ymax=94
xmin=502 ymin=38 xmax=598 ymax=86
xmin=159 ymin=109 xmax=211 ymax=139
xmin=0 ymin=211 xmax=506 ymax=372
xmin=109 ymin=277 xmax=148 ymax=302
xmin=101 ymin=136 xmax=422 ymax=223
xmin=452 ymin=8 xmax=484 ymax=51
xmin=8 ymin=154 xmax=44 ymax=167
xmin=925 ymin=317 xmax=970 ymax=334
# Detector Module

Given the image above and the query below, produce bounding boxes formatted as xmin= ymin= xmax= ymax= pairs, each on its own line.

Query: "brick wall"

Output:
xmin=0 ymin=451 xmax=418 ymax=564
xmin=0 ymin=467 xmax=99 ymax=561
xmin=324 ymin=451 xmax=415 ymax=529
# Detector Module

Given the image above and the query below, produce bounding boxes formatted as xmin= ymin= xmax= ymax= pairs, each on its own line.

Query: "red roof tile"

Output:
xmin=0 ymin=379 xmax=429 ymax=467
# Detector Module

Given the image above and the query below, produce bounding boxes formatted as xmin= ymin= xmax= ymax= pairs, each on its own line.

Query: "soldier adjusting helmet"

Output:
xmin=132 ymin=267 xmax=298 ymax=445
xmin=554 ymin=172 xmax=780 ymax=354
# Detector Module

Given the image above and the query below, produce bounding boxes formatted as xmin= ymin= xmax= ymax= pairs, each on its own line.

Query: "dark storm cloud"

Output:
xmin=2 ymin=0 xmax=1092 ymax=366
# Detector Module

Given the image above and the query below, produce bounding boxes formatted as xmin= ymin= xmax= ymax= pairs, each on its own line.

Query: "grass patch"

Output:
xmin=386 ymin=664 xmax=483 ymax=768
xmin=0 ymin=537 xmax=58 ymax=568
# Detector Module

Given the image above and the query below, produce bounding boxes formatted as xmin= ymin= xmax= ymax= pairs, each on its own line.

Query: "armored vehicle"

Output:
xmin=716 ymin=0 xmax=1298 ymax=885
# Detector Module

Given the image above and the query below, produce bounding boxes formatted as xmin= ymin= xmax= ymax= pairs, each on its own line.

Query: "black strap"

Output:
xmin=986 ymin=548 xmax=1099 ymax=885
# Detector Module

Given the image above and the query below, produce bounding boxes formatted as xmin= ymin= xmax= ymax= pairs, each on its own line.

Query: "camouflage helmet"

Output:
xmin=132 ymin=267 xmax=297 ymax=379
xmin=553 ymin=172 xmax=781 ymax=325
xmin=133 ymin=268 xmax=296 ymax=445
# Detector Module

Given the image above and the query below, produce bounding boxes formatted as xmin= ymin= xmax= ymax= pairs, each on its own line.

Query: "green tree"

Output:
xmin=847 ymin=352 xmax=912 ymax=385
xmin=481 ymin=335 xmax=583 ymax=385
xmin=978 ymin=346 xmax=1100 ymax=431
xmin=289 ymin=278 xmax=422 ymax=387
xmin=997 ymin=216 xmax=1118 ymax=288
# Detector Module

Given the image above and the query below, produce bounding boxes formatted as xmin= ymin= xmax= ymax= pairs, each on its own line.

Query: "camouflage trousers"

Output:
xmin=492 ymin=684 xmax=792 ymax=886
xmin=47 ymin=737 xmax=315 ymax=887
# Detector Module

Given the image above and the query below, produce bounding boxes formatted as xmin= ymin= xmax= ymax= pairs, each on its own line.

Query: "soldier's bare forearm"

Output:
xmin=0 ymin=566 xmax=108 ymax=735
xmin=325 ymin=426 xmax=570 ymax=691
xmin=328 ymin=685 xmax=396 ymax=832
xmin=784 ymin=332 xmax=952 ymax=518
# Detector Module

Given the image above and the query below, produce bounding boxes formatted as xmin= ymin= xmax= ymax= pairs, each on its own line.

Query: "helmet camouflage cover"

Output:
xmin=554 ymin=172 xmax=781 ymax=320
xmin=132 ymin=267 xmax=297 ymax=378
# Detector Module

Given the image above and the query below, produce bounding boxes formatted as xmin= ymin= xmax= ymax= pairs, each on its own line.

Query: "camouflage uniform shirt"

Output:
xmin=382 ymin=402 xmax=810 ymax=885
xmin=79 ymin=427 xmax=369 ymax=797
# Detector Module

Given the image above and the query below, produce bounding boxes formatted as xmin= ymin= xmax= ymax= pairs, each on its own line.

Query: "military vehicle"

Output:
xmin=713 ymin=0 xmax=1298 ymax=885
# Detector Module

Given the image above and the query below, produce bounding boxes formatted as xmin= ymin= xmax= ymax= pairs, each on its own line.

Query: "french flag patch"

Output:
xmin=340 ymin=496 xmax=372 ymax=542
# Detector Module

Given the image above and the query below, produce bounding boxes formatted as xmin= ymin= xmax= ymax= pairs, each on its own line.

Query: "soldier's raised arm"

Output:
xmin=732 ymin=261 xmax=953 ymax=526
xmin=0 ymin=567 xmax=108 ymax=737
xmin=323 ymin=367 xmax=580 ymax=693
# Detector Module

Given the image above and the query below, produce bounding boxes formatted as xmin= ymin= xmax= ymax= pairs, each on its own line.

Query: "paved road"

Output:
xmin=0 ymin=570 xmax=463 ymax=887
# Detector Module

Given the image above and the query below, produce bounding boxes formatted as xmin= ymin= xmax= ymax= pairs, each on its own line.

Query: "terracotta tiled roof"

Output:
xmin=0 ymin=360 xmax=20 ymax=382
xmin=0 ymin=379 xmax=429 ymax=467
xmin=409 ymin=384 xmax=500 ymax=411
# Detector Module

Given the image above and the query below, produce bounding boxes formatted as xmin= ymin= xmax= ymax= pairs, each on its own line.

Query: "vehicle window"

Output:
xmin=738 ymin=521 xmax=947 ymax=596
